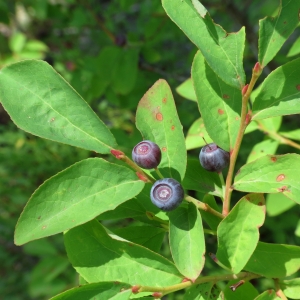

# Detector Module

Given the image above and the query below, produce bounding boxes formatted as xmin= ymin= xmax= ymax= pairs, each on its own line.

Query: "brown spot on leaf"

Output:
xmin=156 ymin=112 xmax=163 ymax=121
xmin=37 ymin=216 xmax=41 ymax=220
xmin=276 ymin=174 xmax=285 ymax=182
xmin=42 ymin=225 xmax=47 ymax=230
xmin=171 ymin=125 xmax=175 ymax=130
xmin=235 ymin=116 xmax=239 ymax=121
xmin=296 ymin=84 xmax=300 ymax=90
xmin=271 ymin=156 xmax=277 ymax=162
xmin=258 ymin=202 xmax=263 ymax=206
xmin=223 ymin=94 xmax=230 ymax=99
xmin=162 ymin=147 xmax=167 ymax=152
xmin=278 ymin=186 xmax=289 ymax=192
xmin=218 ymin=109 xmax=224 ymax=115
xmin=283 ymin=20 xmax=287 ymax=24
xmin=245 ymin=196 xmax=250 ymax=200
xmin=162 ymin=97 xmax=167 ymax=103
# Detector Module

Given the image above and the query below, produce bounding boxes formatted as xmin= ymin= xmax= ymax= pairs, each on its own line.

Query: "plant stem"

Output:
xmin=223 ymin=66 xmax=261 ymax=216
xmin=137 ymin=272 xmax=260 ymax=295
xmin=274 ymin=278 xmax=288 ymax=300
xmin=204 ymin=229 xmax=217 ymax=235
xmin=121 ymin=154 xmax=155 ymax=183
xmin=185 ymin=195 xmax=224 ymax=219
xmin=257 ymin=121 xmax=300 ymax=150
xmin=155 ymin=167 xmax=164 ymax=179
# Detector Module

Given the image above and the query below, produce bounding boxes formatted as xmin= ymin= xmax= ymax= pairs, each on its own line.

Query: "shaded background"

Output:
xmin=0 ymin=0 xmax=299 ymax=299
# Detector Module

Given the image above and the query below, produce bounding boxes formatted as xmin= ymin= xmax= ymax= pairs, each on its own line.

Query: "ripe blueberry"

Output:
xmin=132 ymin=140 xmax=161 ymax=169
xmin=150 ymin=178 xmax=184 ymax=211
xmin=199 ymin=143 xmax=229 ymax=172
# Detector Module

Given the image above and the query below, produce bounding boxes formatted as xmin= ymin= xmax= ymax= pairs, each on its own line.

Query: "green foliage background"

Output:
xmin=0 ymin=0 xmax=299 ymax=299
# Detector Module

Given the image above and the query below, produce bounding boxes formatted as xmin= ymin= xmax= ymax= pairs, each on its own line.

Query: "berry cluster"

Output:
xmin=132 ymin=140 xmax=229 ymax=211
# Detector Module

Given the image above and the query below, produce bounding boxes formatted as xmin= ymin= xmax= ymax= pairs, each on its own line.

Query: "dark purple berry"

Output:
xmin=132 ymin=140 xmax=161 ymax=169
xmin=150 ymin=178 xmax=184 ymax=211
xmin=199 ymin=143 xmax=229 ymax=172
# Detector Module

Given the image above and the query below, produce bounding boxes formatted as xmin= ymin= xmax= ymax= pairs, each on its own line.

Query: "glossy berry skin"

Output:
xmin=132 ymin=140 xmax=161 ymax=169
xmin=199 ymin=143 xmax=230 ymax=172
xmin=150 ymin=178 xmax=184 ymax=211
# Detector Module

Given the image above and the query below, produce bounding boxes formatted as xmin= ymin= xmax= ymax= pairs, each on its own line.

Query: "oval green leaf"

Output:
xmin=184 ymin=283 xmax=222 ymax=300
xmin=182 ymin=159 xmax=222 ymax=196
xmin=216 ymin=193 xmax=266 ymax=274
xmin=258 ymin=0 xmax=300 ymax=67
xmin=233 ymin=154 xmax=300 ymax=204
xmin=280 ymin=278 xmax=300 ymax=299
xmin=169 ymin=203 xmax=205 ymax=280
xmin=244 ymin=242 xmax=300 ymax=277
xmin=0 ymin=60 xmax=117 ymax=153
xmin=162 ymin=0 xmax=245 ymax=89
xmin=176 ymin=78 xmax=197 ymax=102
xmin=266 ymin=193 xmax=296 ymax=216
xmin=223 ymin=281 xmax=258 ymax=300
xmin=136 ymin=79 xmax=186 ymax=181
xmin=14 ymin=158 xmax=145 ymax=245
xmin=185 ymin=118 xmax=213 ymax=151
xmin=192 ymin=51 xmax=242 ymax=151
xmin=246 ymin=139 xmax=279 ymax=163
xmin=254 ymin=290 xmax=280 ymax=300
xmin=252 ymin=58 xmax=300 ymax=120
xmin=112 ymin=225 xmax=165 ymax=253
xmin=64 ymin=220 xmax=183 ymax=286
xmin=50 ymin=282 xmax=132 ymax=300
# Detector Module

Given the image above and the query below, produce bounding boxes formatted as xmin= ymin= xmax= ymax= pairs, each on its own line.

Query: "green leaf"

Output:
xmin=136 ymin=79 xmax=186 ymax=181
xmin=50 ymin=282 xmax=132 ymax=300
xmin=176 ymin=78 xmax=197 ymax=102
xmin=169 ymin=203 xmax=205 ymax=280
xmin=295 ymin=220 xmax=300 ymax=237
xmin=162 ymin=0 xmax=245 ymax=89
xmin=14 ymin=158 xmax=145 ymax=245
xmin=244 ymin=242 xmax=300 ymax=277
xmin=280 ymin=278 xmax=300 ymax=299
xmin=185 ymin=118 xmax=213 ymax=151
xmin=111 ymin=48 xmax=139 ymax=95
xmin=9 ymin=32 xmax=26 ymax=52
xmin=258 ymin=116 xmax=282 ymax=132
xmin=98 ymin=184 xmax=160 ymax=223
xmin=233 ymin=154 xmax=300 ymax=204
xmin=0 ymin=60 xmax=117 ymax=153
xmin=216 ymin=194 xmax=266 ymax=274
xmin=182 ymin=159 xmax=222 ymax=196
xmin=258 ymin=0 xmax=300 ymax=67
xmin=266 ymin=193 xmax=296 ymax=216
xmin=200 ymin=194 xmax=221 ymax=231
xmin=279 ymin=129 xmax=300 ymax=141
xmin=223 ymin=281 xmax=258 ymax=300
xmin=64 ymin=220 xmax=183 ymax=285
xmin=184 ymin=282 xmax=222 ymax=300
xmin=246 ymin=139 xmax=279 ymax=163
xmin=192 ymin=51 xmax=242 ymax=151
xmin=287 ymin=36 xmax=300 ymax=57
xmin=254 ymin=290 xmax=280 ymax=300
xmin=112 ymin=225 xmax=165 ymax=252
xmin=252 ymin=58 xmax=300 ymax=120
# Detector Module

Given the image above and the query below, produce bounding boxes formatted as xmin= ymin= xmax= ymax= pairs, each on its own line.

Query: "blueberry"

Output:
xmin=132 ymin=140 xmax=161 ymax=169
xmin=199 ymin=143 xmax=230 ymax=172
xmin=150 ymin=178 xmax=184 ymax=211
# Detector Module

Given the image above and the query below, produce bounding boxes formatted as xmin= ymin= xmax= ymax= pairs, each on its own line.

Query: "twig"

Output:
xmin=223 ymin=63 xmax=262 ymax=216
xmin=185 ymin=195 xmax=224 ymax=219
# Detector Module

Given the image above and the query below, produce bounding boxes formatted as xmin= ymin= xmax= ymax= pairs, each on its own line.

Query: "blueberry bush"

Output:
xmin=1 ymin=0 xmax=300 ymax=299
